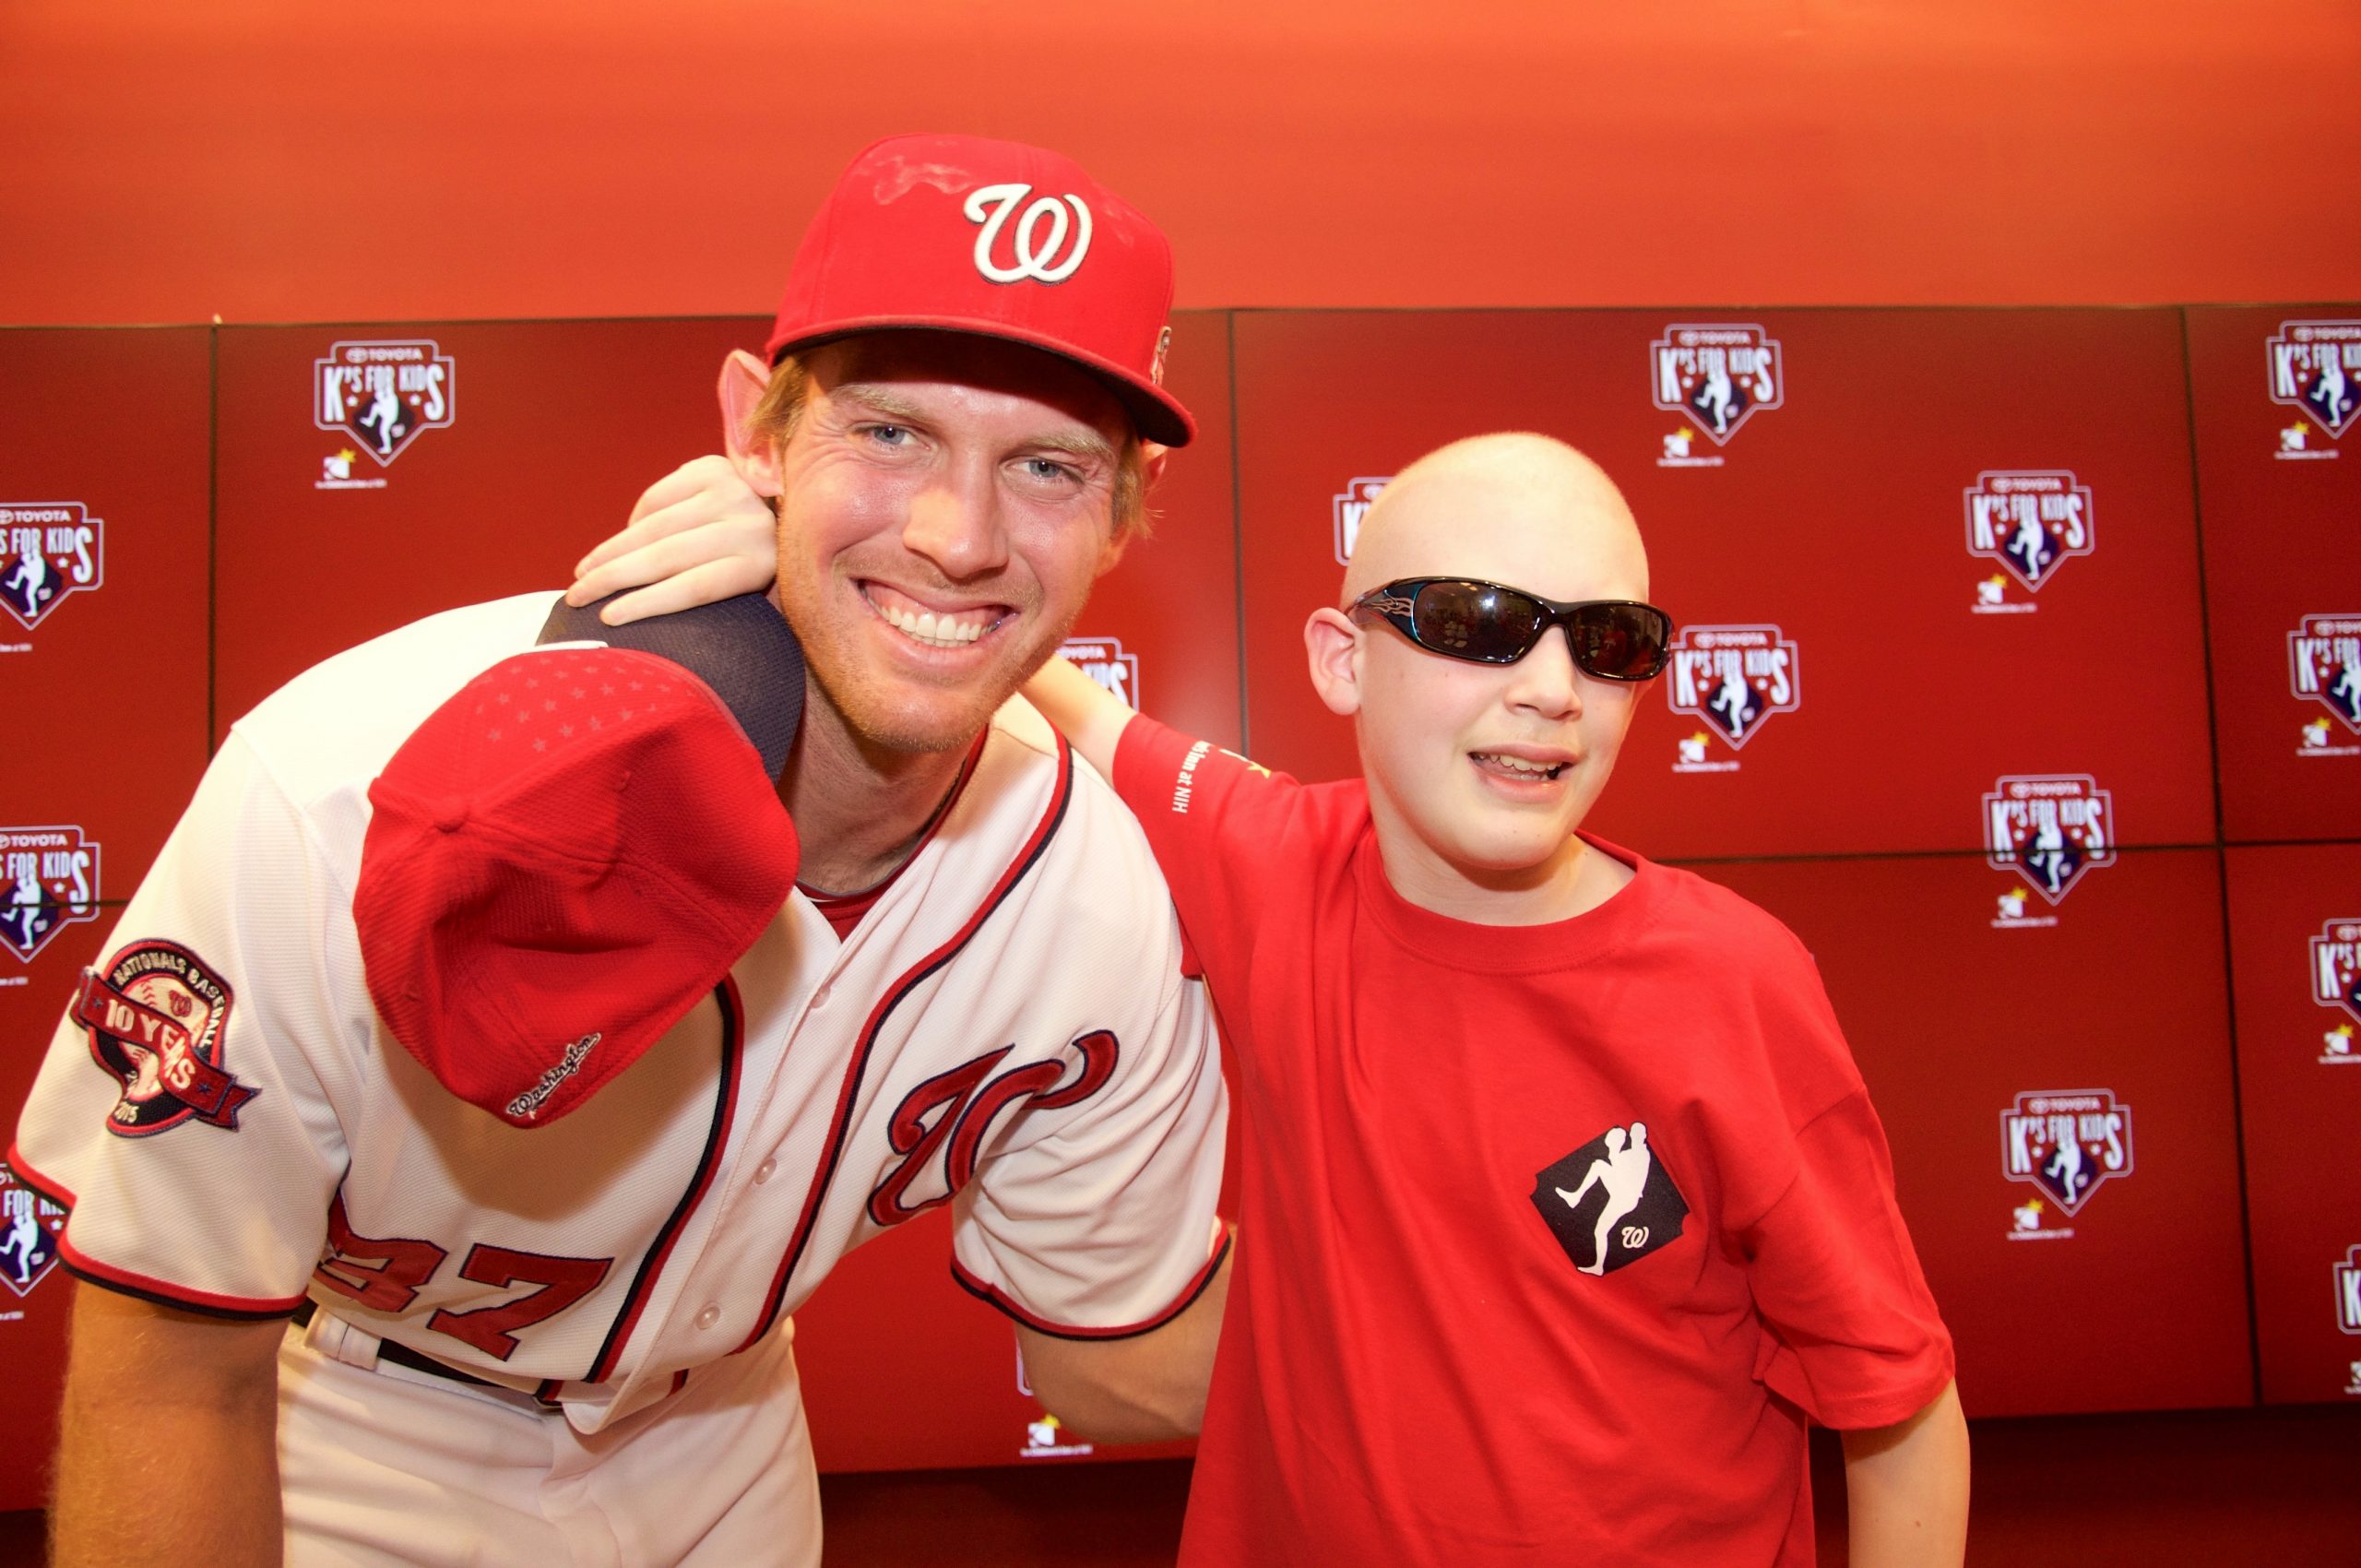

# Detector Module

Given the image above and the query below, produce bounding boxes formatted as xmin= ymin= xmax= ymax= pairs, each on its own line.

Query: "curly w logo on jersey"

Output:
xmin=2267 ymin=320 xmax=2361 ymax=440
xmin=2001 ymin=1089 xmax=2133 ymax=1218
xmin=315 ymin=340 xmax=457 ymax=466
xmin=1964 ymin=471 xmax=2094 ymax=595
xmin=0 ymin=826 xmax=101 ymax=964
xmin=1650 ymin=325 xmax=1782 ymax=445
xmin=1666 ymin=624 xmax=1800 ymax=754
xmin=0 ymin=505 xmax=103 ymax=632
xmin=74 ymin=939 xmax=256 ymax=1135
xmin=1983 ymin=776 xmax=2114 ymax=905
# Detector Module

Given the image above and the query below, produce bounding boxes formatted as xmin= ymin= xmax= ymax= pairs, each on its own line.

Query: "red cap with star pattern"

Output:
xmin=354 ymin=646 xmax=798 ymax=1128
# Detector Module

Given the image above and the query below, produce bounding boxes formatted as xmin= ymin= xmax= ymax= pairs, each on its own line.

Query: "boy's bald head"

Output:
xmin=1341 ymin=434 xmax=1649 ymax=606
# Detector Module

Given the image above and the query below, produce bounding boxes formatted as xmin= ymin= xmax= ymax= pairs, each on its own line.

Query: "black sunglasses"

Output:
xmin=1349 ymin=578 xmax=1674 ymax=680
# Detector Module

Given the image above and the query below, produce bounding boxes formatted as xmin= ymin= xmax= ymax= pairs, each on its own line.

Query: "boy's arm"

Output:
xmin=1022 ymin=654 xmax=1136 ymax=779
xmin=567 ymin=455 xmax=777 ymax=624
xmin=1014 ymin=1236 xmax=1232 ymax=1443
xmin=1840 ymin=1380 xmax=1969 ymax=1568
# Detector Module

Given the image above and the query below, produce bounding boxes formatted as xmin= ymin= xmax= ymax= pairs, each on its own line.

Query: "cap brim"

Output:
xmin=765 ymin=315 xmax=1195 ymax=448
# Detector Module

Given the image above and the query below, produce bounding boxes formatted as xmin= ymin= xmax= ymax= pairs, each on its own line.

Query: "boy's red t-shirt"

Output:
xmin=1112 ymin=718 xmax=1955 ymax=1568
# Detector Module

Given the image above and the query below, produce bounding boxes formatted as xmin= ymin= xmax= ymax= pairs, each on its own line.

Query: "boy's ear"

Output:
xmin=718 ymin=350 xmax=785 ymax=498
xmin=1303 ymin=607 xmax=1363 ymax=718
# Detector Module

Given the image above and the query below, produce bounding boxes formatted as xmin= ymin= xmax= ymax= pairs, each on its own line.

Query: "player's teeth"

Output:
xmin=881 ymin=599 xmax=988 ymax=647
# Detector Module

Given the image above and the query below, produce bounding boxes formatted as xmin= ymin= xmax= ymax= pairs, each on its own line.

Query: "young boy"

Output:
xmin=575 ymin=433 xmax=1969 ymax=1565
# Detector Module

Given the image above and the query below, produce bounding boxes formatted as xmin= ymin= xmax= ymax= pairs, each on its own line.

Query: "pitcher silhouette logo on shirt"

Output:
xmin=1530 ymin=1121 xmax=1691 ymax=1277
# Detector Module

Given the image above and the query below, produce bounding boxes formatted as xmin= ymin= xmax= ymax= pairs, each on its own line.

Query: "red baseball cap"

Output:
xmin=355 ymin=646 xmax=798 ymax=1128
xmin=765 ymin=133 xmax=1194 ymax=447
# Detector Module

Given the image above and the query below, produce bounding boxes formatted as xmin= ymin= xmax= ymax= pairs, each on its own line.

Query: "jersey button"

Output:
xmin=809 ymin=984 xmax=832 ymax=1011
xmin=753 ymin=1158 xmax=777 ymax=1185
xmin=694 ymin=1304 xmax=721 ymax=1331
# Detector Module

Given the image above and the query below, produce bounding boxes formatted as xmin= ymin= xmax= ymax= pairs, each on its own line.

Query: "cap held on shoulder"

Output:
xmin=356 ymin=623 xmax=799 ymax=1129
xmin=765 ymin=132 xmax=1194 ymax=447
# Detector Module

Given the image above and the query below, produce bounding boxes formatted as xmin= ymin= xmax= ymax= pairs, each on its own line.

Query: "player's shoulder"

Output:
xmin=225 ymin=593 xmax=558 ymax=800
xmin=988 ymin=695 xmax=1182 ymax=927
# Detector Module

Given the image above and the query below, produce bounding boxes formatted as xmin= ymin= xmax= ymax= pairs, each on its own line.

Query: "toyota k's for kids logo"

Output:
xmin=1651 ymin=325 xmax=1783 ymax=462
xmin=0 ymin=826 xmax=101 ymax=964
xmin=2001 ymin=1090 xmax=2133 ymax=1238
xmin=2313 ymin=919 xmax=2361 ymax=1033
xmin=1333 ymin=477 xmax=1389 ymax=564
xmin=0 ymin=1170 xmax=64 ymax=1300
xmin=0 ymin=505 xmax=103 ymax=633
xmin=2267 ymin=321 xmax=2361 ymax=457
xmin=1984 ymin=775 xmax=2113 ymax=912
xmin=1666 ymin=624 xmax=1800 ymax=773
xmin=1058 ymin=634 xmax=1143 ymax=711
xmin=2337 ymin=1247 xmax=2361 ymax=1338
xmin=315 ymin=340 xmax=456 ymax=466
xmin=1965 ymin=470 xmax=2094 ymax=612
xmin=2291 ymin=615 xmax=2361 ymax=754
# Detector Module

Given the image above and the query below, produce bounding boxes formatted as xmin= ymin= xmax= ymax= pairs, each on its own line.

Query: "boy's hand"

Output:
xmin=568 ymin=456 xmax=777 ymax=626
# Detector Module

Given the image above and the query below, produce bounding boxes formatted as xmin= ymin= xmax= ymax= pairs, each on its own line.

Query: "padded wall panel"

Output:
xmin=2225 ymin=843 xmax=2361 ymax=1406
xmin=2185 ymin=305 xmax=2361 ymax=842
xmin=1231 ymin=309 xmax=2213 ymax=863
xmin=1698 ymin=849 xmax=2252 ymax=1418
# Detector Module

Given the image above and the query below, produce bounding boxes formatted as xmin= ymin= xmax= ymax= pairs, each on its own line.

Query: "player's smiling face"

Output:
xmin=1308 ymin=437 xmax=1650 ymax=909
xmin=762 ymin=333 xmax=1132 ymax=755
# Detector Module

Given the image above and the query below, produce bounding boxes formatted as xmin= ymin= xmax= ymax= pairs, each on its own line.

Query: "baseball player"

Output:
xmin=12 ymin=135 xmax=1230 ymax=1567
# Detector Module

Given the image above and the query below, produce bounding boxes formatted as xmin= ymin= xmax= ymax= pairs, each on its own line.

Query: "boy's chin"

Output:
xmin=1428 ymin=818 xmax=1584 ymax=881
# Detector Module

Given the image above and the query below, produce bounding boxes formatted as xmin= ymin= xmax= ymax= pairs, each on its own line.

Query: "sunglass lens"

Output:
xmin=1415 ymin=581 xmax=1542 ymax=662
xmin=1577 ymin=604 xmax=1669 ymax=679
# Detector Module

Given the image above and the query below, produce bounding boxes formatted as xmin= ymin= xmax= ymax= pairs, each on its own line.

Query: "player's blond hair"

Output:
xmin=743 ymin=351 xmax=1150 ymax=538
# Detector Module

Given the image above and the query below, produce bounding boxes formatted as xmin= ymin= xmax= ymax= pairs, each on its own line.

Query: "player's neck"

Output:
xmin=778 ymin=685 xmax=970 ymax=894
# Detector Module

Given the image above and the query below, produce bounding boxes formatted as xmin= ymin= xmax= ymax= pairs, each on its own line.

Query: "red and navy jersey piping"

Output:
xmin=7 ymin=1143 xmax=306 ymax=1321
xmin=951 ymin=1227 xmax=1231 ymax=1342
xmin=584 ymin=979 xmax=744 ymax=1382
xmin=736 ymin=734 xmax=1075 ymax=1354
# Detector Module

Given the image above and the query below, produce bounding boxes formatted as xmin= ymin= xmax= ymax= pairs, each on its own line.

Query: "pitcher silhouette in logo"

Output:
xmin=1555 ymin=1123 xmax=1655 ymax=1277
xmin=2308 ymin=355 xmax=2355 ymax=432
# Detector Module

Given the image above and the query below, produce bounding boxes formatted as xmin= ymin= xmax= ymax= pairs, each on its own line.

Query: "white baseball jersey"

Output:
xmin=11 ymin=594 xmax=1227 ymax=1461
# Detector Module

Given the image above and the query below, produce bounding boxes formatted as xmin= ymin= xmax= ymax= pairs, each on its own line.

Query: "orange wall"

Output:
xmin=5 ymin=0 xmax=2359 ymax=328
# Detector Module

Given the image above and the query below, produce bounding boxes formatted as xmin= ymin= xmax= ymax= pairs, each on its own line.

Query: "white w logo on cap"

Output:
xmin=963 ymin=183 xmax=1093 ymax=284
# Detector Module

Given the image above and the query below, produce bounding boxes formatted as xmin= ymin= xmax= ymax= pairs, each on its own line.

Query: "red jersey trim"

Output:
xmin=585 ymin=979 xmax=745 ymax=1382
xmin=9 ymin=1141 xmax=307 ymax=1320
xmin=950 ymin=1227 xmax=1231 ymax=1342
xmin=736 ymin=732 xmax=1076 ymax=1355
